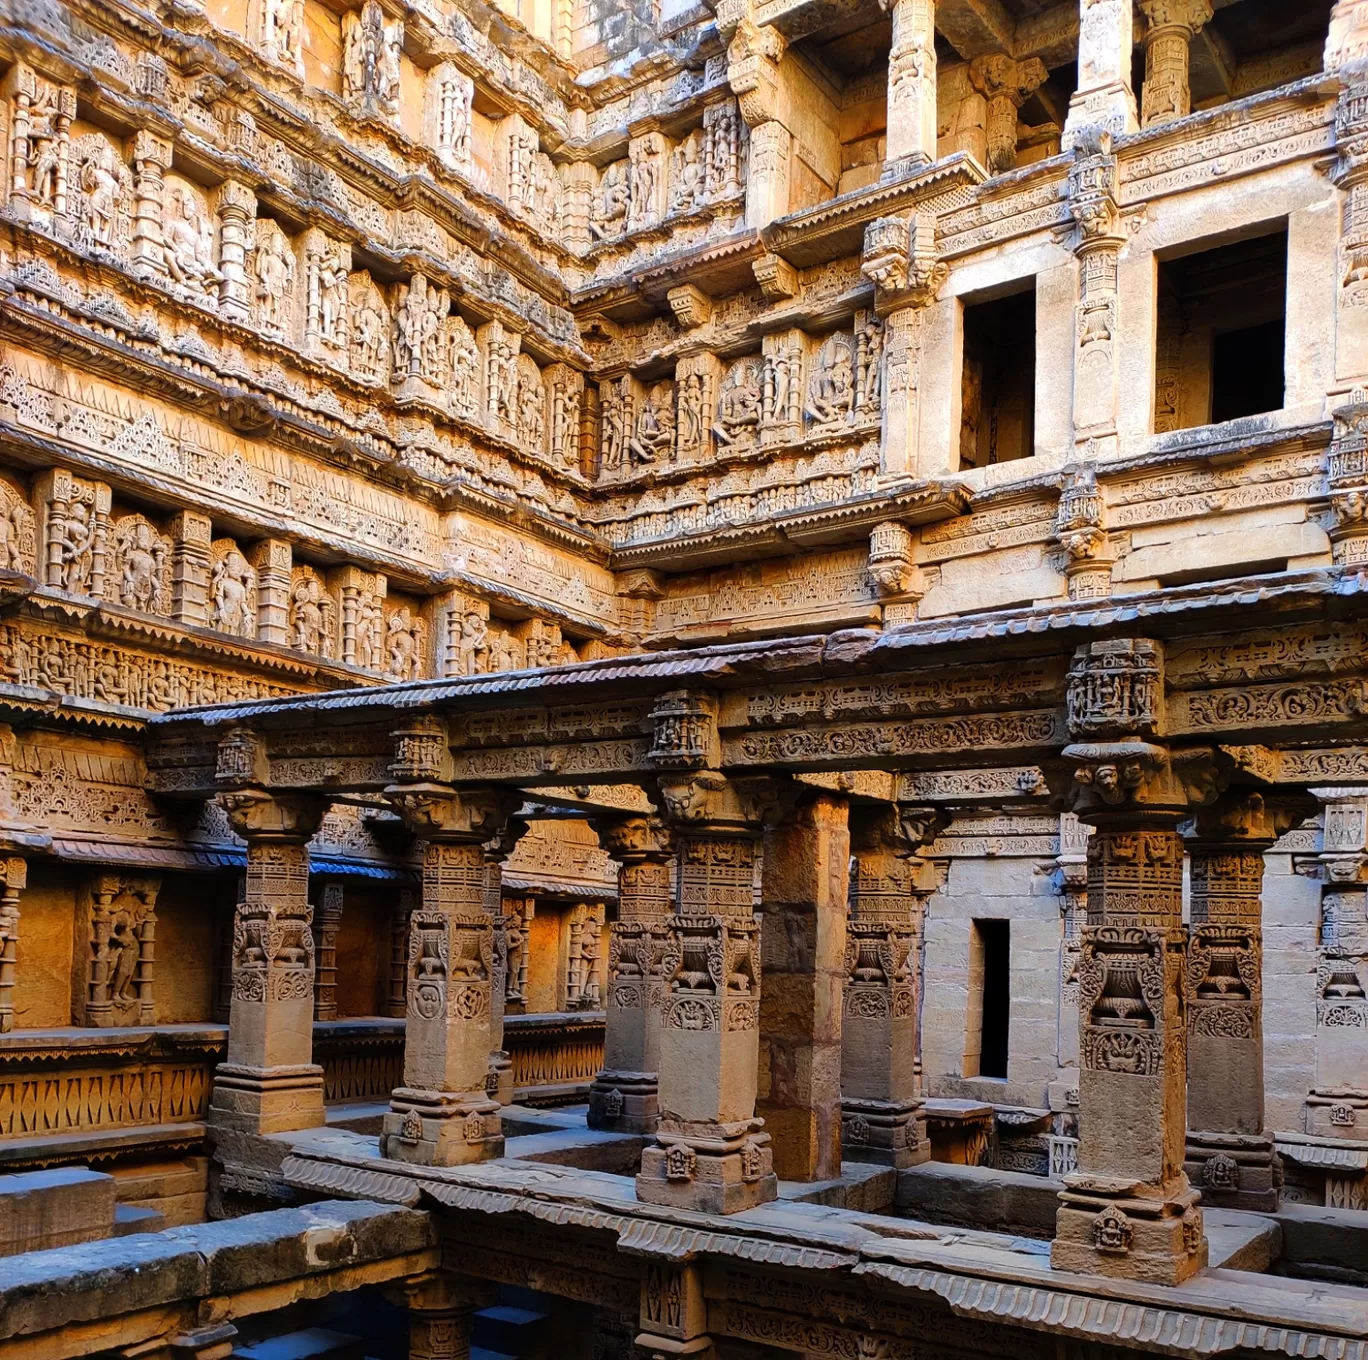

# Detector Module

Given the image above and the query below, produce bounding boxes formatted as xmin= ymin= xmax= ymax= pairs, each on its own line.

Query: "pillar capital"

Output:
xmin=1191 ymin=789 xmax=1315 ymax=848
xmin=862 ymin=212 xmax=945 ymax=312
xmin=1138 ymin=0 xmax=1212 ymax=36
xmin=1056 ymin=741 xmax=1226 ymax=827
xmin=968 ymin=53 xmax=1049 ymax=173
xmin=594 ymin=812 xmax=675 ymax=863
xmin=385 ymin=783 xmax=521 ymax=843
xmin=218 ymin=788 xmax=327 ymax=843
xmin=657 ymin=771 xmax=766 ymax=835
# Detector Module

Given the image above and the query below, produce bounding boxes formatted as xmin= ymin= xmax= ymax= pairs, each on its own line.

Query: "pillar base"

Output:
xmin=207 ymin=1062 xmax=325 ymax=1135
xmin=486 ymin=1051 xmax=514 ymax=1107
xmin=588 ymin=1069 xmax=659 ymax=1133
xmin=381 ymin=1087 xmax=504 ymax=1166
xmin=1185 ymin=1130 xmax=1280 ymax=1212
xmin=841 ymin=1097 xmax=929 ymax=1169
xmin=1052 ymin=1174 xmax=1207 ymax=1286
xmin=636 ymin=1119 xmax=778 ymax=1215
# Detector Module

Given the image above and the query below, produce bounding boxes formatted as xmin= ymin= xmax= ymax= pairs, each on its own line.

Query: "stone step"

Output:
xmin=233 ymin=1327 xmax=366 ymax=1360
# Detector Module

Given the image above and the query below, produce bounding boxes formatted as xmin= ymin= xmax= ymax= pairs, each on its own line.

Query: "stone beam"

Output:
xmin=934 ymin=0 xmax=1016 ymax=61
xmin=0 ymin=1202 xmax=437 ymax=1360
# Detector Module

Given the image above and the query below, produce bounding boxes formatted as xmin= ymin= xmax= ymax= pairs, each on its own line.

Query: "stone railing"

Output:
xmin=0 ymin=1012 xmax=606 ymax=1168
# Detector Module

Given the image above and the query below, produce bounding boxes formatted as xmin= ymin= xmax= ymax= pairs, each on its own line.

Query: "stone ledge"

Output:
xmin=895 ymin=1160 xmax=1061 ymax=1238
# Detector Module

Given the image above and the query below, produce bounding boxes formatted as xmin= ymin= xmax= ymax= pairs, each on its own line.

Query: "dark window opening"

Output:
xmin=1155 ymin=228 xmax=1287 ymax=433
xmin=960 ymin=286 xmax=1035 ymax=470
xmin=968 ymin=919 xmax=1010 ymax=1080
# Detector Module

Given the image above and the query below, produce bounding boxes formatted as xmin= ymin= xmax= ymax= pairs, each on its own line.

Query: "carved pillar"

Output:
xmin=863 ymin=212 xmax=944 ymax=495
xmin=968 ymin=54 xmax=1048 ymax=174
xmin=250 ymin=539 xmax=292 ymax=646
xmin=1050 ymin=638 xmax=1216 ymax=1287
xmin=726 ymin=16 xmax=792 ymax=228
xmin=131 ymin=130 xmax=172 ymax=280
xmin=1306 ymin=791 xmax=1368 ymax=1144
xmin=757 ymin=786 xmax=849 ymax=1182
xmin=388 ymin=885 xmax=415 ymax=1019
xmin=381 ymin=721 xmax=520 ymax=1165
xmin=0 ymin=857 xmax=25 ymax=1033
xmin=482 ymin=823 xmax=528 ymax=1107
xmin=1139 ymin=0 xmax=1211 ymax=127
xmin=1069 ymin=134 xmax=1124 ymax=460
xmin=588 ymin=815 xmax=675 ymax=1134
xmin=82 ymin=872 xmax=160 ymax=1027
xmin=1330 ymin=85 xmax=1368 ymax=428
xmin=1184 ymin=794 xmax=1305 ymax=1212
xmin=312 ymin=879 xmax=343 ymax=1023
xmin=636 ymin=766 xmax=777 ymax=1214
xmin=880 ymin=0 xmax=937 ymax=168
xmin=214 ymin=180 xmax=257 ymax=324
xmin=169 ymin=510 xmax=212 ymax=628
xmin=210 ymin=769 xmax=329 ymax=1135
xmin=1064 ymin=0 xmax=1138 ymax=146
xmin=638 ymin=1259 xmax=712 ymax=1360
xmin=392 ymin=1272 xmax=495 ymax=1360
xmin=1328 ymin=0 xmax=1368 ymax=71
xmin=841 ymin=804 xmax=944 ymax=1168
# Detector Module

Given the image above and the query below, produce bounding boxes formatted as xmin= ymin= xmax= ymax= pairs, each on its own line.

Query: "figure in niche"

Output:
xmin=671 ymin=132 xmax=703 ymax=213
xmin=59 ymin=502 xmax=94 ymax=592
xmin=627 ymin=391 xmax=674 ymax=466
xmin=590 ymin=162 xmax=629 ymax=241
xmin=254 ymin=225 xmax=295 ymax=335
xmin=27 ymin=86 xmax=63 ymax=209
xmin=449 ymin=320 xmax=479 ymax=420
xmin=517 ymin=359 xmax=546 ymax=452
xmin=457 ymin=610 xmax=488 ymax=676
xmin=630 ymin=149 xmax=658 ymax=227
xmin=117 ymin=520 xmax=166 ymax=614
xmin=210 ymin=548 xmax=256 ymax=637
xmin=262 ymin=0 xmax=305 ymax=71
xmin=386 ymin=606 xmax=424 ymax=680
xmin=713 ymin=365 xmax=761 ymax=448
xmin=106 ymin=911 xmax=140 ymax=1006
xmin=290 ymin=574 xmax=335 ymax=656
xmin=355 ymin=590 xmax=384 ymax=670
xmin=678 ymin=371 xmax=706 ymax=451
xmin=807 ymin=335 xmax=854 ymax=426
xmin=316 ymin=249 xmax=349 ymax=348
xmin=487 ymin=629 xmax=516 ymax=672
xmin=78 ymin=143 xmax=123 ymax=250
xmin=0 ymin=498 xmax=33 ymax=575
xmin=163 ymin=186 xmax=222 ymax=293
xmin=600 ymin=387 xmax=628 ymax=471
xmin=350 ymin=285 xmax=389 ymax=382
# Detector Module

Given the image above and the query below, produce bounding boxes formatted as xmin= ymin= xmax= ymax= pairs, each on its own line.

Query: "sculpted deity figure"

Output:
xmin=316 ymin=248 xmax=349 ymax=348
xmin=600 ymin=386 xmax=628 ymax=471
xmin=254 ymin=223 xmax=295 ymax=335
xmin=79 ymin=143 xmax=122 ymax=249
xmin=627 ymin=390 xmax=675 ymax=466
xmin=209 ymin=547 xmax=256 ymax=637
xmin=713 ymin=363 xmax=761 ymax=447
xmin=290 ymin=573 xmax=335 ymax=657
xmin=449 ymin=319 xmax=479 ymax=419
xmin=26 ymin=84 xmax=63 ymax=209
xmin=349 ymin=278 xmax=389 ymax=382
xmin=590 ymin=161 xmax=629 ymax=240
xmin=487 ymin=629 xmax=516 ymax=672
xmin=386 ymin=606 xmax=424 ymax=680
xmin=262 ymin=0 xmax=305 ymax=70
xmin=0 ymin=497 xmax=33 ymax=575
xmin=807 ymin=336 xmax=854 ymax=426
xmin=163 ymin=185 xmax=222 ymax=293
xmin=117 ymin=520 xmax=166 ymax=614
xmin=671 ymin=131 xmax=703 ymax=213
xmin=343 ymin=0 xmax=400 ymax=118
xmin=457 ymin=609 xmax=488 ymax=676
xmin=59 ymin=501 xmax=94 ymax=593
xmin=552 ymin=379 xmax=581 ymax=469
xmin=355 ymin=589 xmax=385 ymax=671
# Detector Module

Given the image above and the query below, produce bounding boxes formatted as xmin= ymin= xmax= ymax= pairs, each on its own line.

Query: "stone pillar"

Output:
xmin=168 ymin=510 xmax=212 ymax=628
xmin=388 ymin=885 xmax=415 ymax=1020
xmin=637 ymin=770 xmax=777 ymax=1213
xmin=862 ymin=212 xmax=945 ymax=490
xmin=214 ymin=180 xmax=257 ymax=324
xmin=1139 ymin=1 xmax=1212 ymax=127
xmin=726 ymin=14 xmax=792 ymax=228
xmin=130 ymin=130 xmax=171 ymax=280
xmin=1328 ymin=0 xmax=1368 ymax=71
xmin=1050 ymin=638 xmax=1215 ymax=1287
xmin=881 ymin=0 xmax=937 ymax=168
xmin=638 ymin=1258 xmax=712 ymax=1360
xmin=381 ymin=745 xmax=519 ymax=1165
xmin=481 ymin=826 xmax=526 ymax=1107
xmin=968 ymin=54 xmax=1048 ymax=174
xmin=0 ymin=856 xmax=25 ymax=1033
xmin=588 ymin=815 xmax=675 ymax=1133
xmin=1183 ymin=794 xmax=1305 ymax=1212
xmin=312 ymin=879 xmax=343 ymax=1023
xmin=210 ymin=783 xmax=329 ymax=1135
xmin=841 ymin=804 xmax=944 ymax=1168
xmin=1069 ymin=133 xmax=1124 ymax=460
xmin=393 ymin=1272 xmax=495 ymax=1360
xmin=1329 ymin=80 xmax=1368 ymax=423
xmin=1063 ymin=0 xmax=1137 ymax=147
xmin=250 ymin=539 xmax=292 ymax=646
xmin=757 ymin=788 xmax=849 ymax=1182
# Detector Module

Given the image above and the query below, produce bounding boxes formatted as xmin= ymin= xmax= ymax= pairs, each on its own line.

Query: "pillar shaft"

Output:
xmin=1063 ymin=0 xmax=1137 ymax=146
xmin=381 ymin=776 xmax=519 ymax=1167
xmin=210 ymin=788 xmax=328 ymax=1136
xmin=312 ymin=880 xmax=343 ymax=1023
xmin=0 ymin=857 xmax=25 ymax=1033
xmin=842 ymin=806 xmax=941 ymax=1168
xmin=589 ymin=816 xmax=675 ymax=1133
xmin=637 ymin=772 xmax=777 ymax=1214
xmin=1139 ymin=1 xmax=1211 ymax=127
xmin=883 ymin=0 xmax=937 ymax=167
xmin=757 ymin=791 xmax=848 ymax=1181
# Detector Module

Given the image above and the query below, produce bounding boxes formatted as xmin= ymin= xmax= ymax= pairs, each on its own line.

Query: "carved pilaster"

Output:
xmin=481 ymin=818 xmax=529 ymax=1107
xmin=589 ymin=815 xmax=675 ymax=1134
xmin=1183 ymin=793 xmax=1307 ymax=1211
xmin=4 ymin=67 xmax=75 ymax=226
xmin=879 ymin=0 xmax=937 ymax=169
xmin=130 ymin=130 xmax=171 ymax=280
xmin=214 ymin=180 xmax=257 ymax=323
xmin=638 ymin=1260 xmax=713 ymax=1360
xmin=1055 ymin=465 xmax=1112 ymax=599
xmin=312 ymin=880 xmax=343 ymax=1023
xmin=1139 ymin=0 xmax=1212 ymax=126
xmin=1063 ymin=0 xmax=1138 ymax=146
xmin=968 ymin=54 xmax=1048 ymax=174
xmin=82 ymin=872 xmax=160 ymax=1027
xmin=0 ymin=857 xmax=25 ymax=1033
xmin=169 ymin=510 xmax=212 ymax=628
xmin=209 ymin=785 xmax=329 ymax=1136
xmin=380 ymin=780 xmax=520 ymax=1166
xmin=637 ymin=769 xmax=777 ymax=1214
xmin=842 ymin=803 xmax=946 ymax=1168
xmin=249 ymin=539 xmax=292 ymax=645
xmin=35 ymin=469 xmax=111 ymax=600
xmin=388 ymin=885 xmax=416 ymax=1019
